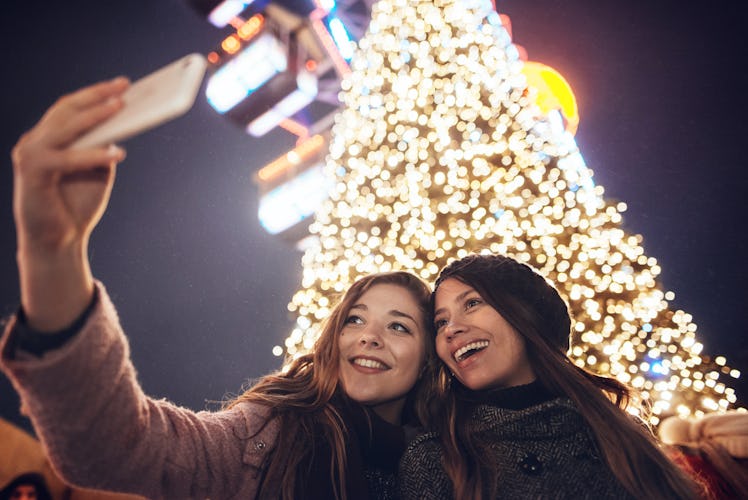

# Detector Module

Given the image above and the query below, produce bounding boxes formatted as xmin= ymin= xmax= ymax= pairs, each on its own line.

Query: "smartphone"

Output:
xmin=71 ymin=53 xmax=208 ymax=150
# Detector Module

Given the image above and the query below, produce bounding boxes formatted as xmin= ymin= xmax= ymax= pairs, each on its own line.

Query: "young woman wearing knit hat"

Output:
xmin=400 ymin=253 xmax=704 ymax=499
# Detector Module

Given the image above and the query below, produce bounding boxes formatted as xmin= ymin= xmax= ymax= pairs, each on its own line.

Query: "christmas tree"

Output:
xmin=280 ymin=0 xmax=740 ymax=422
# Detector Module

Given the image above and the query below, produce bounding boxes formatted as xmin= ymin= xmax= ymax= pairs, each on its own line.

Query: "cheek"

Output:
xmin=504 ymin=334 xmax=530 ymax=366
xmin=435 ymin=336 xmax=451 ymax=364
xmin=397 ymin=339 xmax=426 ymax=371
xmin=337 ymin=330 xmax=353 ymax=351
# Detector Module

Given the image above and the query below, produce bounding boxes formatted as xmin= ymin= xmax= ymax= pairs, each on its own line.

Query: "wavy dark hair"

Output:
xmin=426 ymin=253 xmax=702 ymax=499
xmin=228 ymin=271 xmax=434 ymax=500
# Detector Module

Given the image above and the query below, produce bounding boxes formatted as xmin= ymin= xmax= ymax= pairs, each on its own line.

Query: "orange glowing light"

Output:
xmin=521 ymin=61 xmax=579 ymax=135
xmin=228 ymin=17 xmax=245 ymax=30
xmin=257 ymin=134 xmax=326 ymax=183
xmin=306 ymin=59 xmax=318 ymax=72
xmin=207 ymin=52 xmax=220 ymax=64
xmin=237 ymin=14 xmax=264 ymax=41
xmin=221 ymin=34 xmax=241 ymax=55
xmin=279 ymin=118 xmax=311 ymax=140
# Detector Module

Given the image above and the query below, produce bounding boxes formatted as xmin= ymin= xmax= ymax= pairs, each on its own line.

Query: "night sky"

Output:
xmin=1 ymin=0 xmax=746 ymax=435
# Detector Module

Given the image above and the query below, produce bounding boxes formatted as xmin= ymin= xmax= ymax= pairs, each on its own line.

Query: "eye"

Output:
xmin=465 ymin=297 xmax=482 ymax=310
xmin=345 ymin=315 xmax=364 ymax=325
xmin=433 ymin=318 xmax=448 ymax=332
xmin=389 ymin=321 xmax=411 ymax=334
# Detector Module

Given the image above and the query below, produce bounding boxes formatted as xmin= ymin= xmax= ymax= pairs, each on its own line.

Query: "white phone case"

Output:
xmin=71 ymin=53 xmax=208 ymax=150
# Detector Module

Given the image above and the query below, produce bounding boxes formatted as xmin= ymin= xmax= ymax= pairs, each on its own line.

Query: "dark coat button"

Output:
xmin=518 ymin=453 xmax=543 ymax=475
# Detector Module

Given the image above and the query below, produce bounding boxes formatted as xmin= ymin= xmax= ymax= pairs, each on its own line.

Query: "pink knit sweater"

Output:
xmin=0 ymin=282 xmax=279 ymax=499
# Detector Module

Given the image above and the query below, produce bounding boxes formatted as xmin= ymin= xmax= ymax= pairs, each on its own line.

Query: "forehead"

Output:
xmin=356 ymin=282 xmax=420 ymax=307
xmin=434 ymin=278 xmax=474 ymax=303
xmin=354 ymin=283 xmax=425 ymax=321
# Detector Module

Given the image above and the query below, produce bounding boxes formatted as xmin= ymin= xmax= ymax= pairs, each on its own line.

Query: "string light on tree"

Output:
xmin=277 ymin=0 xmax=741 ymax=422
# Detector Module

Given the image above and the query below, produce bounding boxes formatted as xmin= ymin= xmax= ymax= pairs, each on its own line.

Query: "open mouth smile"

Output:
xmin=352 ymin=357 xmax=390 ymax=370
xmin=453 ymin=341 xmax=489 ymax=362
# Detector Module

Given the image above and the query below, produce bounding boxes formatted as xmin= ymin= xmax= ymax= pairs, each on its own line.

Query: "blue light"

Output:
xmin=327 ymin=17 xmax=354 ymax=61
xmin=650 ymin=360 xmax=668 ymax=375
xmin=208 ymin=0 xmax=257 ymax=28
xmin=258 ymin=164 xmax=333 ymax=234
xmin=645 ymin=355 xmax=669 ymax=377
xmin=206 ymin=33 xmax=287 ymax=113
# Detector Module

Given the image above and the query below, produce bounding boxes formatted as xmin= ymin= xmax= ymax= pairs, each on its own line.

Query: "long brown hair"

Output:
xmin=228 ymin=271 xmax=433 ymax=500
xmin=427 ymin=253 xmax=702 ymax=499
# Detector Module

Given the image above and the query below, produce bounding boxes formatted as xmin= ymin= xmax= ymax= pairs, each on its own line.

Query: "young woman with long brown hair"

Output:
xmin=400 ymin=253 xmax=703 ymax=499
xmin=0 ymin=78 xmax=436 ymax=499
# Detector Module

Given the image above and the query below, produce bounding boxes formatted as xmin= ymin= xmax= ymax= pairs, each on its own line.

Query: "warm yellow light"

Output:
xmin=221 ymin=34 xmax=241 ymax=55
xmin=521 ymin=61 xmax=579 ymax=135
xmin=237 ymin=14 xmax=264 ymax=41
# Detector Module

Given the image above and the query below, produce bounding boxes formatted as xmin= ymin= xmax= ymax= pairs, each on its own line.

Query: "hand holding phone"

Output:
xmin=70 ymin=53 xmax=208 ymax=150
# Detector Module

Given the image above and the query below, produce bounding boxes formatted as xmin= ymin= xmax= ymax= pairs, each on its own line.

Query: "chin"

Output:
xmin=346 ymin=391 xmax=377 ymax=405
xmin=458 ymin=377 xmax=490 ymax=392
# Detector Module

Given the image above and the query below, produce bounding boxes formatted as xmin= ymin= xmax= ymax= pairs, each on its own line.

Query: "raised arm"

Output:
xmin=2 ymin=81 xmax=278 ymax=498
xmin=12 ymin=77 xmax=128 ymax=332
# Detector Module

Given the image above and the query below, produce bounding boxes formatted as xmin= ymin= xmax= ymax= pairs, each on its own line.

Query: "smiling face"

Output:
xmin=337 ymin=283 xmax=428 ymax=424
xmin=433 ymin=278 xmax=535 ymax=391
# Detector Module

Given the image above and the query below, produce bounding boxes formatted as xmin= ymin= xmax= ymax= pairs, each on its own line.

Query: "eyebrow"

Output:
xmin=350 ymin=303 xmax=418 ymax=323
xmin=433 ymin=288 xmax=476 ymax=318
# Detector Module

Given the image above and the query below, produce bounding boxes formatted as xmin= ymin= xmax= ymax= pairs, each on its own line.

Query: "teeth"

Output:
xmin=454 ymin=341 xmax=489 ymax=362
xmin=353 ymin=358 xmax=387 ymax=370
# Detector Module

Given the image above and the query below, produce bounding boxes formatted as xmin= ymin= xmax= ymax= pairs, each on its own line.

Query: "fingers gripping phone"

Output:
xmin=71 ymin=53 xmax=208 ymax=150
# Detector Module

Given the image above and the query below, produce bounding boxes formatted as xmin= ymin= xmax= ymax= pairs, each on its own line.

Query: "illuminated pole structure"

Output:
xmin=280 ymin=0 xmax=740 ymax=421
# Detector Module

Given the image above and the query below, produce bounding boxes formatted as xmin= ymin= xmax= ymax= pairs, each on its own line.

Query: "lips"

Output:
xmin=453 ymin=340 xmax=489 ymax=362
xmin=351 ymin=356 xmax=390 ymax=370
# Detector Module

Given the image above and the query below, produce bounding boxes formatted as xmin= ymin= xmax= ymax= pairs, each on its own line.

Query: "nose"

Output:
xmin=359 ymin=325 xmax=383 ymax=348
xmin=442 ymin=319 xmax=466 ymax=342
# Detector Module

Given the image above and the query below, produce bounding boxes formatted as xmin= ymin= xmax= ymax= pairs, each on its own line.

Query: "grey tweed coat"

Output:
xmin=399 ymin=398 xmax=635 ymax=499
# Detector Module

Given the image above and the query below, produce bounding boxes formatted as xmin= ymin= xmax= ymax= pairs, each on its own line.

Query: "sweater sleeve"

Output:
xmin=0 ymin=281 xmax=278 ymax=500
xmin=6 ymin=286 xmax=97 ymax=359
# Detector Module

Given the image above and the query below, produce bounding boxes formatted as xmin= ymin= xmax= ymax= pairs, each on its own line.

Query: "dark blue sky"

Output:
xmin=1 ymin=0 xmax=746 ymax=434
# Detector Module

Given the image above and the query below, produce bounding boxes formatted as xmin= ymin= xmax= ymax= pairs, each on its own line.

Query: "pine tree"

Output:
xmin=282 ymin=0 xmax=740 ymax=422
